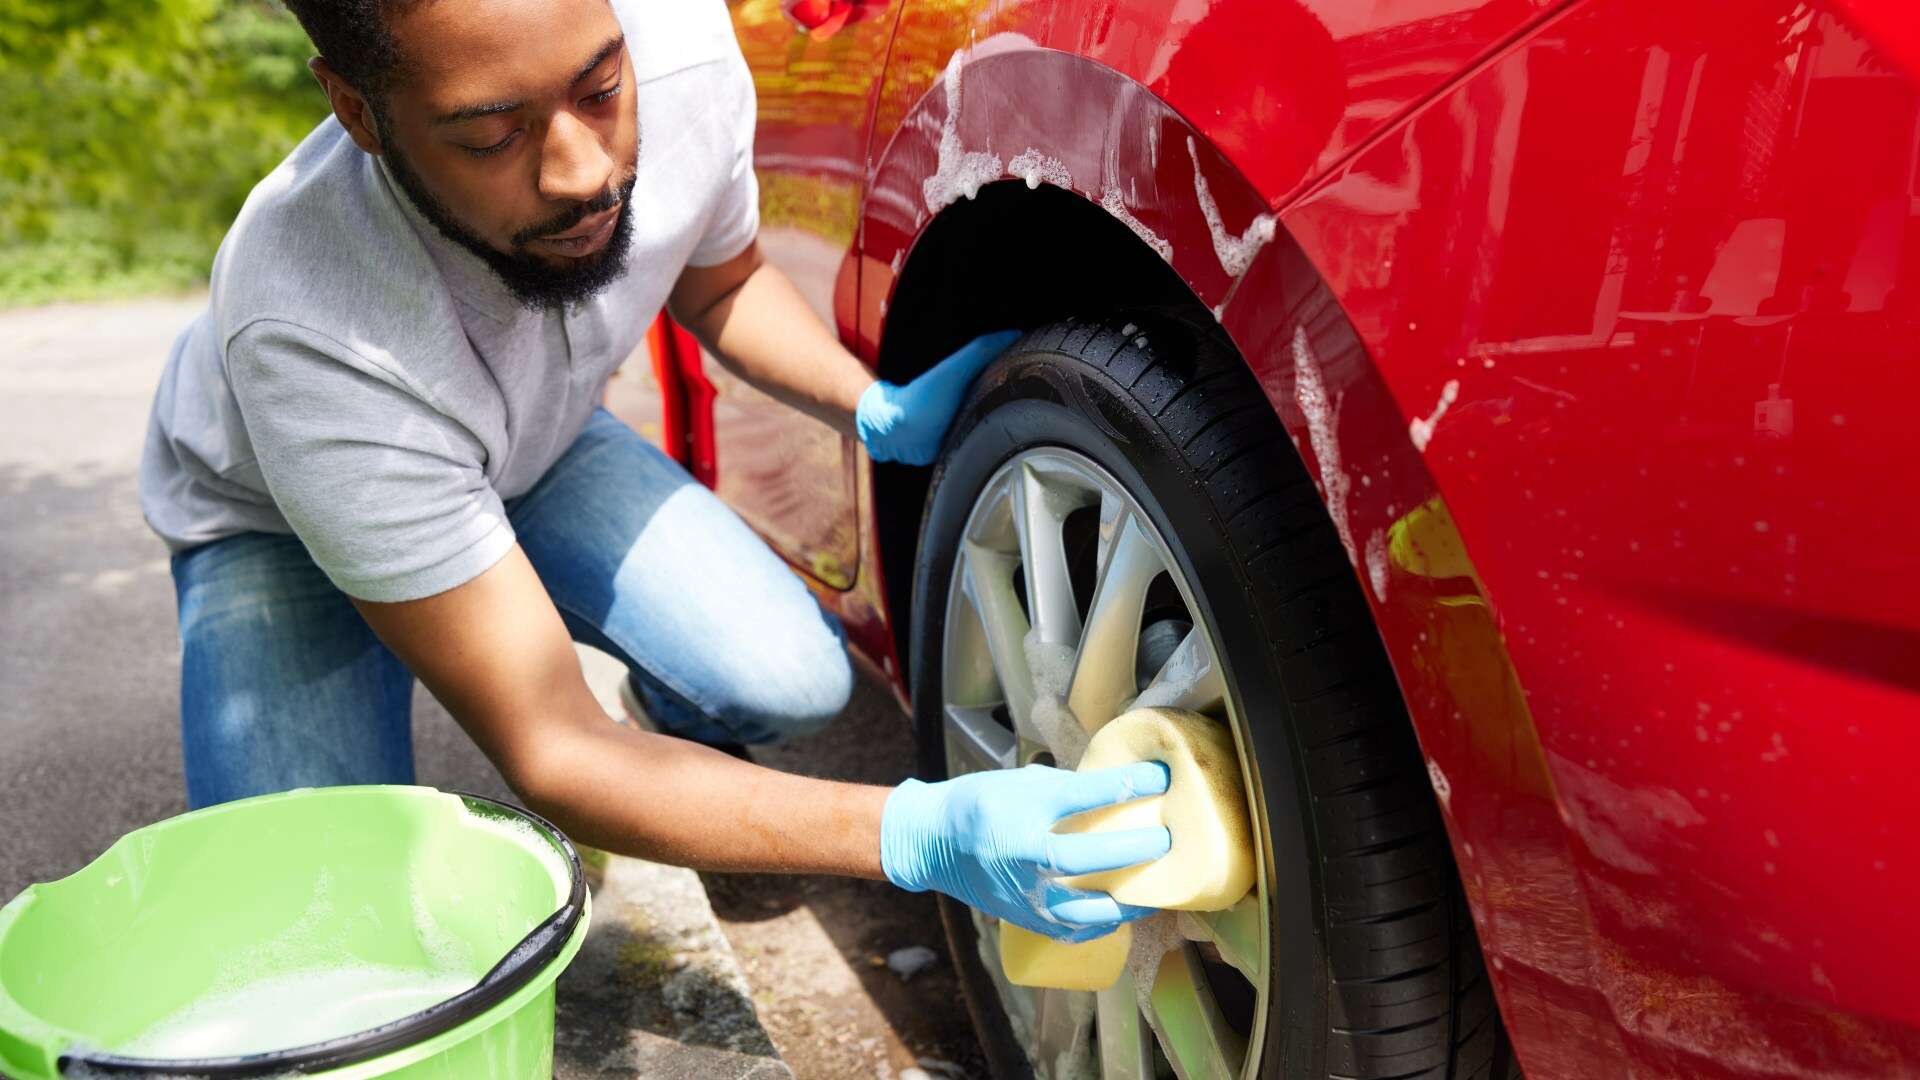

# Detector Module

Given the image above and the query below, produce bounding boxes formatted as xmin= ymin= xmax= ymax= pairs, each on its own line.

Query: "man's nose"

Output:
xmin=536 ymin=111 xmax=615 ymax=205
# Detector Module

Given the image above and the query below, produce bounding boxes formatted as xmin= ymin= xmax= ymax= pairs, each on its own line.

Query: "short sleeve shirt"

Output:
xmin=139 ymin=0 xmax=758 ymax=601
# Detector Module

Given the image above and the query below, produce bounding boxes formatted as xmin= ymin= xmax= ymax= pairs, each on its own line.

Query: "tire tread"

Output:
xmin=1057 ymin=310 xmax=1511 ymax=1080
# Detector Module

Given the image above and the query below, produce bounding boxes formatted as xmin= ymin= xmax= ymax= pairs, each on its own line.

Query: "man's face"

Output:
xmin=375 ymin=0 xmax=640 ymax=309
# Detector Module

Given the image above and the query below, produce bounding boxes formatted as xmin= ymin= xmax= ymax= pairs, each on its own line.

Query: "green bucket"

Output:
xmin=0 ymin=786 xmax=589 ymax=1078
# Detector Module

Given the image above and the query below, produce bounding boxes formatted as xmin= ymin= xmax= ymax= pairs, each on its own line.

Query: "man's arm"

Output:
xmin=354 ymin=542 xmax=1172 ymax=940
xmin=667 ymin=240 xmax=1024 ymax=466
xmin=667 ymin=241 xmax=873 ymax=436
xmin=353 ymin=545 xmax=891 ymax=876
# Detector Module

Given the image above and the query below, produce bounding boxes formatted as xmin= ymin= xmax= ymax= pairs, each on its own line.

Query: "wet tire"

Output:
xmin=908 ymin=310 xmax=1515 ymax=1079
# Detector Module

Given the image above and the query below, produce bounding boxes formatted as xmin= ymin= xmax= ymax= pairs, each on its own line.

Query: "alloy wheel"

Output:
xmin=939 ymin=447 xmax=1270 ymax=1080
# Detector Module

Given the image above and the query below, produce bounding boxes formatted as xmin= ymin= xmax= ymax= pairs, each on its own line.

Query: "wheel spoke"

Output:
xmin=1146 ymin=944 xmax=1246 ymax=1080
xmin=1015 ymin=463 xmax=1085 ymax=647
xmin=1097 ymin=975 xmax=1153 ymax=1080
xmin=1131 ymin=626 xmax=1227 ymax=714
xmin=1180 ymin=893 xmax=1265 ymax=985
xmin=943 ymin=574 xmax=1000 ymax=708
xmin=1034 ymin=988 xmax=1097 ymax=1078
xmin=962 ymin=541 xmax=1036 ymax=733
xmin=1067 ymin=512 xmax=1163 ymax=730
xmin=945 ymin=704 xmax=1016 ymax=774
xmin=1094 ymin=488 xmax=1126 ymax=577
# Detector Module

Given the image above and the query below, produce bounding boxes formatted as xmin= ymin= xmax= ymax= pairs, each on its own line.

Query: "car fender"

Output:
xmin=857 ymin=37 xmax=1601 ymax=1071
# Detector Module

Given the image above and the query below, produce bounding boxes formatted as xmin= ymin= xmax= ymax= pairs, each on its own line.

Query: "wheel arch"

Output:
xmin=859 ymin=44 xmax=1298 ymax=685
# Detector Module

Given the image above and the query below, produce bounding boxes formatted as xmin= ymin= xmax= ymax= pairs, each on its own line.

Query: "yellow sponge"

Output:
xmin=1059 ymin=707 xmax=1255 ymax=911
xmin=995 ymin=708 xmax=1256 ymax=992
xmin=999 ymin=922 xmax=1132 ymax=991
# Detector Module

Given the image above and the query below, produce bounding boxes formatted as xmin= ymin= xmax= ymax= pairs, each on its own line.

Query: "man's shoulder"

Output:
xmin=614 ymin=0 xmax=740 ymax=82
xmin=207 ymin=118 xmax=453 ymax=363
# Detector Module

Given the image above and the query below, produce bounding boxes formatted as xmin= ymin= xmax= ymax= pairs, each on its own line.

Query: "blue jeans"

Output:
xmin=172 ymin=409 xmax=854 ymax=809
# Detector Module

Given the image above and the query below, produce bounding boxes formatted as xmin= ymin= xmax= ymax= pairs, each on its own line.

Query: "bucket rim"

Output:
xmin=22 ymin=787 xmax=585 ymax=1078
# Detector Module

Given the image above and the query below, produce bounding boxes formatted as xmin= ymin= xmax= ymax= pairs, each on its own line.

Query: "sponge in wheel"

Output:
xmin=998 ymin=922 xmax=1132 ymax=991
xmin=1058 ymin=707 xmax=1255 ymax=911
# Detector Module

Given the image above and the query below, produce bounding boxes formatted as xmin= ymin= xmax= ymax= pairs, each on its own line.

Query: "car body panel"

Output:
xmin=622 ymin=0 xmax=1920 ymax=1073
xmin=1276 ymin=0 xmax=1920 ymax=1073
xmin=1274 ymin=0 xmax=1920 ymax=1060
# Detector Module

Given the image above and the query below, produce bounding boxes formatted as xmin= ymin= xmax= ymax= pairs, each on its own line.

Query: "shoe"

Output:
xmin=619 ymin=670 xmax=754 ymax=762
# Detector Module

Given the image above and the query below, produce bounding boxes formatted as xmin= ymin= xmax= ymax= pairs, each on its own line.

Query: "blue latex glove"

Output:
xmin=880 ymin=761 xmax=1173 ymax=942
xmin=856 ymin=329 xmax=1023 ymax=465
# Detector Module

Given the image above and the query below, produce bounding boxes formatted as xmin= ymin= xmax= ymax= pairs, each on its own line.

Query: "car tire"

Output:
xmin=908 ymin=310 xmax=1515 ymax=1079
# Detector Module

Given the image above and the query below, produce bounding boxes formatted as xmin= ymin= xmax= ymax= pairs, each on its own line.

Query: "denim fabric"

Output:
xmin=174 ymin=408 xmax=853 ymax=808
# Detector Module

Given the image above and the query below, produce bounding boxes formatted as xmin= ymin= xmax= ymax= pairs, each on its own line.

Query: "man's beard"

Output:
xmin=384 ymin=142 xmax=639 ymax=312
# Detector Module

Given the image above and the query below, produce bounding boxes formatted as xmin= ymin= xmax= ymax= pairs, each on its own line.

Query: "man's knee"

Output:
xmin=720 ymin=637 xmax=854 ymax=743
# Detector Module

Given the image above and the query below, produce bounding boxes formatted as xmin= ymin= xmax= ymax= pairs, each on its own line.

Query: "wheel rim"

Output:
xmin=939 ymin=447 xmax=1271 ymax=1080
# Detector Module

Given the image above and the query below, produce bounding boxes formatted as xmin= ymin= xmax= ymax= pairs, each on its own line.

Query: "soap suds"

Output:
xmin=1122 ymin=911 xmax=1210 ymax=1023
xmin=1023 ymin=629 xmax=1088 ymax=768
xmin=411 ymin=877 xmax=477 ymax=976
xmin=461 ymin=807 xmax=569 ymax=897
xmin=1409 ymin=378 xmax=1460 ymax=452
xmin=1428 ymin=759 xmax=1452 ymax=810
xmin=1099 ymin=185 xmax=1173 ymax=262
xmin=1365 ymin=529 xmax=1389 ymax=602
xmin=1008 ymin=148 xmax=1072 ymax=191
xmin=1291 ymin=327 xmax=1355 ymax=564
xmin=1048 ymin=992 xmax=1098 ymax=1079
xmin=216 ymin=868 xmax=338 ymax=994
xmin=922 ymin=58 xmax=1003 ymax=213
xmin=1187 ymin=136 xmax=1275 ymax=277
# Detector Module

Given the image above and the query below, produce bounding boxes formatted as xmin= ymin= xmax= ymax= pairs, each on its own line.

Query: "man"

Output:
xmin=138 ymin=0 xmax=1171 ymax=944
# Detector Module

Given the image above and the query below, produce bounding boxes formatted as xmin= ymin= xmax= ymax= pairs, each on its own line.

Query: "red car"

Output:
xmin=608 ymin=0 xmax=1920 ymax=1076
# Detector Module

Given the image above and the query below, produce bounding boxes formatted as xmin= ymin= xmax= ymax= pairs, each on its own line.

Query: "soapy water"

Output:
xmin=923 ymin=57 xmax=1004 ymax=213
xmin=96 ymin=806 xmax=563 ymax=1064
xmin=410 ymin=875 xmax=477 ymax=977
xmin=1051 ymin=991 xmax=1099 ymax=1080
xmin=1291 ymin=326 xmax=1356 ymax=565
xmin=1187 ymin=136 xmax=1276 ymax=278
xmin=1099 ymin=186 xmax=1173 ymax=263
xmin=1009 ymin=148 xmax=1073 ymax=191
xmin=1022 ymin=629 xmax=1088 ymax=769
xmin=114 ymin=965 xmax=476 ymax=1059
xmin=459 ymin=806 xmax=570 ymax=897
xmin=1365 ymin=529 xmax=1390 ymax=603
xmin=1121 ymin=909 xmax=1215 ymax=1052
xmin=1408 ymin=378 xmax=1460 ymax=452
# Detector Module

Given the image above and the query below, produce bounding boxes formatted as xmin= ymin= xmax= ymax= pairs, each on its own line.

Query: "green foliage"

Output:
xmin=0 ymin=0 xmax=327 ymax=306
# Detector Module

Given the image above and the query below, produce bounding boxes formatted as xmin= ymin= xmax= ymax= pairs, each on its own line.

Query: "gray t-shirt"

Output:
xmin=140 ymin=0 xmax=757 ymax=602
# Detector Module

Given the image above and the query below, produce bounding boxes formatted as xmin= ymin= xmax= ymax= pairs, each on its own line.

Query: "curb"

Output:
xmin=555 ymin=852 xmax=793 ymax=1079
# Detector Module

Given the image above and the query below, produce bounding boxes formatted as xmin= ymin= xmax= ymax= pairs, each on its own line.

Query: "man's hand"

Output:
xmin=879 ymin=761 xmax=1172 ymax=942
xmin=855 ymin=330 xmax=1022 ymax=465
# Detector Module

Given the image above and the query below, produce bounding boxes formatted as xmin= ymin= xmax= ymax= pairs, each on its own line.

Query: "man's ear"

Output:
xmin=308 ymin=57 xmax=384 ymax=156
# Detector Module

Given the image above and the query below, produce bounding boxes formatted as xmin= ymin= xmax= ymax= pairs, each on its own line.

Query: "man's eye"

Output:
xmin=462 ymin=132 xmax=519 ymax=158
xmin=587 ymin=80 xmax=623 ymax=105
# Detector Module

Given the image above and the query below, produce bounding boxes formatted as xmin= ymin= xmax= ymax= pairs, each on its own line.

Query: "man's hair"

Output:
xmin=280 ymin=0 xmax=417 ymax=102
